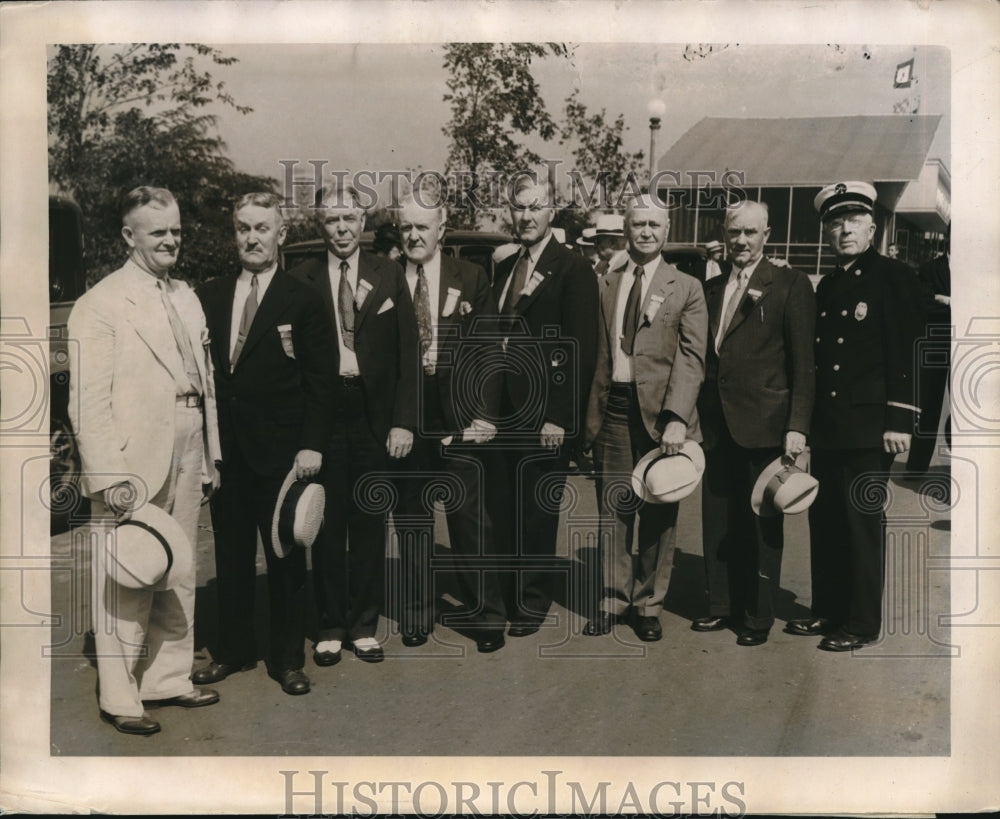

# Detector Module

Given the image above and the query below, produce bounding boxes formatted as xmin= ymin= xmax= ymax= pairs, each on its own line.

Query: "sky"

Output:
xmin=205 ymin=42 xmax=950 ymax=189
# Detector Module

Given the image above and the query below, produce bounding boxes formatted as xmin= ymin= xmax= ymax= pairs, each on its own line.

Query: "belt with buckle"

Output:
xmin=177 ymin=394 xmax=203 ymax=408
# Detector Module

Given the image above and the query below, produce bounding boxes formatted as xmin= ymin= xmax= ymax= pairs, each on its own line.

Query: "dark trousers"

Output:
xmin=313 ymin=378 xmax=388 ymax=642
xmin=808 ymin=447 xmax=894 ymax=636
xmin=701 ymin=429 xmax=784 ymax=630
xmin=393 ymin=374 xmax=506 ymax=636
xmin=591 ymin=385 xmax=679 ymax=618
xmin=907 ymin=324 xmax=951 ymax=472
xmin=210 ymin=448 xmax=306 ymax=673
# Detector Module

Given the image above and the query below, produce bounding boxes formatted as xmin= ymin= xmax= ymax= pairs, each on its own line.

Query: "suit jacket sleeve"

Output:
xmin=67 ymin=292 xmax=129 ymax=493
xmin=661 ymin=279 xmax=708 ymax=425
xmin=551 ymin=256 xmax=599 ymax=432
xmin=784 ymin=270 xmax=817 ymax=435
xmin=293 ymin=284 xmax=338 ymax=452
xmin=391 ymin=261 xmax=421 ymax=431
xmin=883 ymin=259 xmax=925 ymax=433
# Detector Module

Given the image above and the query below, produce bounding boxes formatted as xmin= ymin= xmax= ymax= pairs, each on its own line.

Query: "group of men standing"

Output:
xmin=69 ymin=175 xmax=926 ymax=736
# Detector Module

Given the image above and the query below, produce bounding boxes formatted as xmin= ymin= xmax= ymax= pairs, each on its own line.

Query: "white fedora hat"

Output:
xmin=750 ymin=451 xmax=819 ymax=517
xmin=631 ymin=441 xmax=705 ymax=504
xmin=594 ymin=213 xmax=625 ymax=237
xmin=270 ymin=469 xmax=326 ymax=558
xmin=108 ymin=504 xmax=191 ymax=590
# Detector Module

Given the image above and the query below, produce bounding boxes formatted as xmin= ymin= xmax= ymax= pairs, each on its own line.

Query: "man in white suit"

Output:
xmin=69 ymin=186 xmax=222 ymax=735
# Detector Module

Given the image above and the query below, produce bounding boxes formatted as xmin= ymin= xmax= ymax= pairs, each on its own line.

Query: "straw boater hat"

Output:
xmin=813 ymin=181 xmax=877 ymax=221
xmin=750 ymin=451 xmax=819 ymax=517
xmin=576 ymin=227 xmax=596 ymax=247
xmin=107 ymin=504 xmax=192 ymax=590
xmin=594 ymin=213 xmax=625 ymax=238
xmin=704 ymin=240 xmax=724 ymax=253
xmin=270 ymin=469 xmax=326 ymax=558
xmin=631 ymin=441 xmax=705 ymax=504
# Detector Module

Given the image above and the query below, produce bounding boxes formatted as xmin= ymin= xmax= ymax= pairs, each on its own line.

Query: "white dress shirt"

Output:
xmin=498 ymin=230 xmax=552 ymax=311
xmin=229 ymin=263 xmax=278 ymax=362
xmin=612 ymin=256 xmax=659 ymax=383
xmin=328 ymin=248 xmax=361 ymax=376
xmin=715 ymin=255 xmax=762 ymax=353
xmin=405 ymin=251 xmax=442 ymax=370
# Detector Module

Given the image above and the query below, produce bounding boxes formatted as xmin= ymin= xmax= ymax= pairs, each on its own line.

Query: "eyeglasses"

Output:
xmin=823 ymin=213 xmax=871 ymax=231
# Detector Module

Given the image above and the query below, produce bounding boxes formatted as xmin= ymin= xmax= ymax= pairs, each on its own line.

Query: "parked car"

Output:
xmin=661 ymin=243 xmax=708 ymax=281
xmin=281 ymin=229 xmax=514 ymax=282
xmin=49 ymin=196 xmax=90 ymax=533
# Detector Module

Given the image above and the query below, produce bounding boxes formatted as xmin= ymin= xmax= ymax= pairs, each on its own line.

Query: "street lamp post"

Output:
xmin=647 ymin=98 xmax=667 ymax=192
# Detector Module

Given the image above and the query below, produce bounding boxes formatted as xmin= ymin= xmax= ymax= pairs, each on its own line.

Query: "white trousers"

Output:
xmin=92 ymin=404 xmax=204 ymax=717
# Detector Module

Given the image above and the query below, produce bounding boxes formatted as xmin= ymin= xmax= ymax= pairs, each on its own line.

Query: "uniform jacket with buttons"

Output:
xmin=698 ymin=257 xmax=816 ymax=450
xmin=811 ymin=246 xmax=925 ymax=449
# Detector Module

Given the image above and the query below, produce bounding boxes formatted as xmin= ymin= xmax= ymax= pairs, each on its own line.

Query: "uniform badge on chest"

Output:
xmin=854 ymin=301 xmax=868 ymax=321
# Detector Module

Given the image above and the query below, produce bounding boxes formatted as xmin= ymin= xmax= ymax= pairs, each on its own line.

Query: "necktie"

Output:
xmin=414 ymin=264 xmax=434 ymax=369
xmin=620 ymin=264 xmax=645 ymax=355
xmin=721 ymin=269 xmax=748 ymax=337
xmin=338 ymin=260 xmax=355 ymax=351
xmin=503 ymin=252 xmax=529 ymax=315
xmin=231 ymin=273 xmax=258 ymax=368
xmin=158 ymin=279 xmax=202 ymax=392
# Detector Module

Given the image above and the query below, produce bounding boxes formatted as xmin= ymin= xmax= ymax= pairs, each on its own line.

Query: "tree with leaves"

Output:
xmin=48 ymin=44 xmax=270 ymax=283
xmin=441 ymin=42 xmax=567 ymax=227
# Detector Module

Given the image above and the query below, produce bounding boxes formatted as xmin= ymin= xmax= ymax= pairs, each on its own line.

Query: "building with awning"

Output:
xmin=653 ymin=114 xmax=948 ymax=276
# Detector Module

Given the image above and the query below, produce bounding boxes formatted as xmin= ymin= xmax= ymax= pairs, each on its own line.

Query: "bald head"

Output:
xmin=724 ymin=201 xmax=770 ymax=269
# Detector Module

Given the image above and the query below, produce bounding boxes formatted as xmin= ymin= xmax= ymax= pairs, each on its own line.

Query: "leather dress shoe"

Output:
xmin=784 ymin=618 xmax=835 ymax=637
xmin=349 ymin=640 xmax=384 ymax=663
xmin=736 ymin=629 xmax=769 ymax=647
xmin=819 ymin=630 xmax=876 ymax=652
xmin=313 ymin=643 xmax=342 ymax=666
xmin=402 ymin=632 xmax=429 ymax=648
xmin=476 ymin=633 xmax=505 ymax=653
xmin=191 ymin=661 xmax=255 ymax=685
xmin=634 ymin=615 xmax=663 ymax=642
xmin=270 ymin=668 xmax=311 ymax=695
xmin=691 ymin=616 xmax=729 ymax=632
xmin=101 ymin=710 xmax=161 ymax=736
xmin=508 ymin=623 xmax=540 ymax=638
xmin=583 ymin=612 xmax=615 ymax=636
xmin=146 ymin=688 xmax=219 ymax=708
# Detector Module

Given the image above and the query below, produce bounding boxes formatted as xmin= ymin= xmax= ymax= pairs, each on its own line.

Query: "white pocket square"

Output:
xmin=377 ymin=298 xmax=394 ymax=314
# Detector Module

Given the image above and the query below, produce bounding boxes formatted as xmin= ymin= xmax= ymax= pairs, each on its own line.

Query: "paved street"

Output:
xmin=48 ymin=452 xmax=951 ymax=758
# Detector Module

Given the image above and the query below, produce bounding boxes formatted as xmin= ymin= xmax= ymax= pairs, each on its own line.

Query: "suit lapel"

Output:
xmin=174 ymin=285 xmax=210 ymax=388
xmin=302 ymin=257 xmax=335 ymax=320
xmin=639 ymin=259 xmax=675 ymax=324
xmin=601 ymin=266 xmax=624 ymax=343
xmin=722 ymin=258 xmax=773 ymax=343
xmin=123 ymin=270 xmax=187 ymax=386
xmin=354 ymin=251 xmax=384 ymax=332
xmin=512 ymin=236 xmax=560 ymax=315
xmin=705 ymin=273 xmax=728 ymax=343
xmin=438 ymin=255 xmax=463 ymax=321
xmin=214 ymin=275 xmax=237 ymax=373
xmin=234 ymin=269 xmax=293 ymax=369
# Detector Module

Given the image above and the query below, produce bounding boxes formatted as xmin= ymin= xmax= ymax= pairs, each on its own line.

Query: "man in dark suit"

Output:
xmin=907 ymin=243 xmax=951 ymax=473
xmin=584 ymin=193 xmax=708 ymax=641
xmin=391 ymin=192 xmax=506 ymax=652
xmin=289 ymin=183 xmax=419 ymax=665
xmin=787 ymin=181 xmax=924 ymax=651
xmin=486 ymin=176 xmax=599 ymax=637
xmin=194 ymin=192 xmax=336 ymax=695
xmin=694 ymin=200 xmax=816 ymax=646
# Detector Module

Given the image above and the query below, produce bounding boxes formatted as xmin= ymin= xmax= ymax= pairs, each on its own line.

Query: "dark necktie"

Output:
xmin=620 ymin=264 xmax=645 ymax=355
xmin=158 ymin=279 xmax=202 ymax=392
xmin=338 ymin=260 xmax=355 ymax=351
xmin=414 ymin=263 xmax=433 ymax=356
xmin=230 ymin=273 xmax=258 ymax=369
xmin=503 ymin=252 xmax=529 ymax=315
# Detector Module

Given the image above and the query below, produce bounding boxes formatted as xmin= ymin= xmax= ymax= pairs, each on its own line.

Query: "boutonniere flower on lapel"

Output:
xmin=521 ymin=269 xmax=546 ymax=297
xmin=355 ymin=279 xmax=373 ymax=310
xmin=746 ymin=288 xmax=763 ymax=304
xmin=459 ymin=300 xmax=473 ymax=316
xmin=643 ymin=293 xmax=666 ymax=325
xmin=441 ymin=287 xmax=462 ymax=317
xmin=277 ymin=323 xmax=295 ymax=359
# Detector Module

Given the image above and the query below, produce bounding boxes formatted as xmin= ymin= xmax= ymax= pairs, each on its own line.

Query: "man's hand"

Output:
xmin=784 ymin=431 xmax=807 ymax=461
xmin=659 ymin=420 xmax=687 ymax=456
xmin=201 ymin=469 xmax=221 ymax=504
xmin=883 ymin=430 xmax=911 ymax=455
xmin=294 ymin=449 xmax=323 ymax=480
xmin=387 ymin=427 xmax=414 ymax=459
xmin=104 ymin=480 xmax=137 ymax=521
xmin=540 ymin=421 xmax=565 ymax=449
xmin=464 ymin=419 xmax=497 ymax=444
